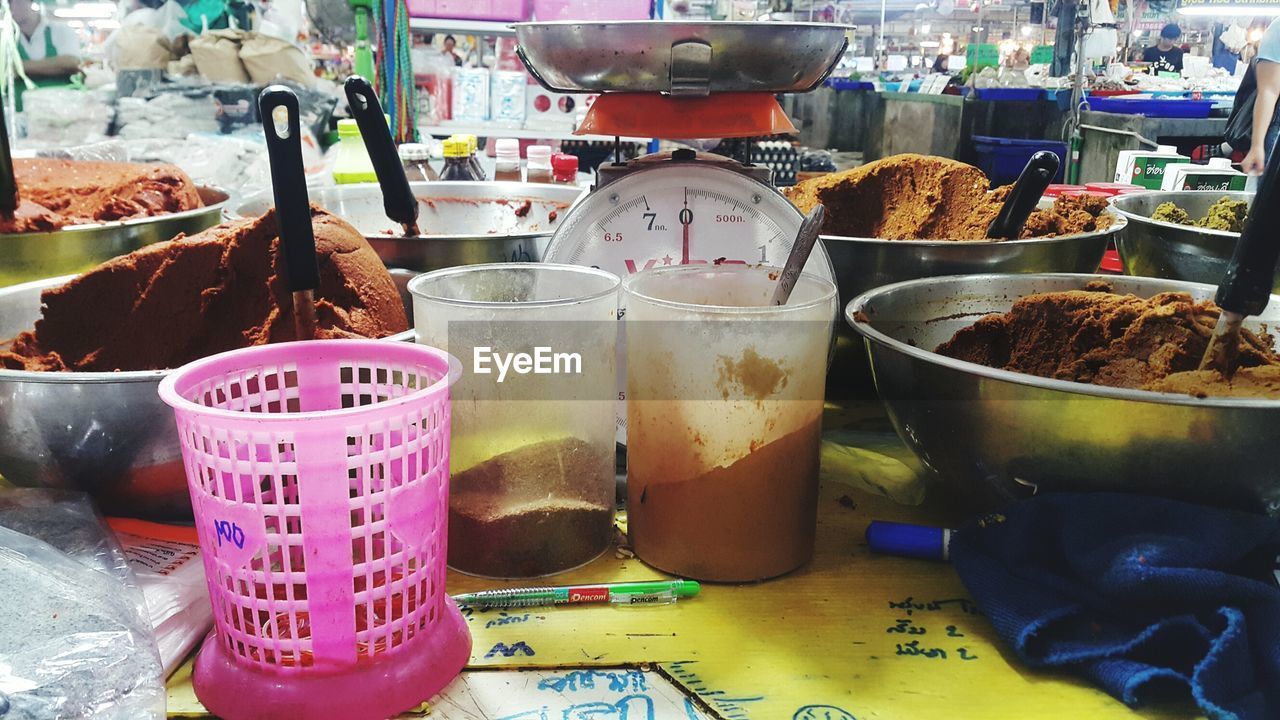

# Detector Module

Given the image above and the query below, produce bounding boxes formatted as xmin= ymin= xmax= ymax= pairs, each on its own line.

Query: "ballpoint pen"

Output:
xmin=453 ymin=579 xmax=701 ymax=609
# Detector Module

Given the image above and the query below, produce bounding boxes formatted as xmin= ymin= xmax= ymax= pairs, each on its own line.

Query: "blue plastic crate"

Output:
xmin=970 ymin=136 xmax=1069 ymax=186
xmin=1085 ymin=97 xmax=1215 ymax=118
xmin=825 ymin=78 xmax=875 ymax=91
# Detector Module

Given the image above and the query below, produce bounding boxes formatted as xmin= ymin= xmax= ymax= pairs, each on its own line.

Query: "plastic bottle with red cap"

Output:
xmin=551 ymin=153 xmax=579 ymax=185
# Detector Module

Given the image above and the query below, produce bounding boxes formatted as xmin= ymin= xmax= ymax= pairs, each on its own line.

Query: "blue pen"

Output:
xmin=866 ymin=520 xmax=953 ymax=562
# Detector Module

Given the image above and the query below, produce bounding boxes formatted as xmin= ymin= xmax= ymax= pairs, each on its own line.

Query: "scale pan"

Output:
xmin=514 ymin=21 xmax=851 ymax=95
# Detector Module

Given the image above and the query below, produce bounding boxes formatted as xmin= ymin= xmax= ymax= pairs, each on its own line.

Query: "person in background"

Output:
xmin=10 ymin=0 xmax=80 ymax=82
xmin=441 ymin=34 xmax=462 ymax=67
xmin=1143 ymin=23 xmax=1185 ymax=74
xmin=931 ymin=52 xmax=948 ymax=73
xmin=1242 ymin=18 xmax=1280 ymax=174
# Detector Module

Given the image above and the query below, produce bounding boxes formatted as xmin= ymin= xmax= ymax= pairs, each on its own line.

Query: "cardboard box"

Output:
xmin=1114 ymin=145 xmax=1188 ymax=190
xmin=1160 ymin=158 xmax=1249 ymax=192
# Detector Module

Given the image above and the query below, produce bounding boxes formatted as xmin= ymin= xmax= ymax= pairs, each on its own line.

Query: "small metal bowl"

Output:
xmin=823 ymin=213 xmax=1125 ymax=389
xmin=0 ymin=274 xmax=418 ymax=519
xmin=1111 ymin=191 xmax=1257 ymax=288
xmin=846 ymin=273 xmax=1280 ymax=515
xmin=0 ymin=186 xmax=230 ymax=286
xmin=233 ymin=182 xmax=586 ymax=273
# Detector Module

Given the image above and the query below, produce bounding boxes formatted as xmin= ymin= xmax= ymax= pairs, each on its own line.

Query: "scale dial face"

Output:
xmin=546 ymin=160 xmax=833 ymax=282
xmin=543 ymin=158 xmax=835 ymax=446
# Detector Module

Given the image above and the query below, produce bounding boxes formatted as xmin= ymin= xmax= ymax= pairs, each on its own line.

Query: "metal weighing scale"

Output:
xmin=513 ymin=20 xmax=851 ymax=444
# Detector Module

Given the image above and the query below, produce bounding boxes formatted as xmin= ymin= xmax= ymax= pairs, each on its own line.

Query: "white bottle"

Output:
xmin=494 ymin=138 xmax=521 ymax=182
xmin=525 ymin=145 xmax=553 ymax=184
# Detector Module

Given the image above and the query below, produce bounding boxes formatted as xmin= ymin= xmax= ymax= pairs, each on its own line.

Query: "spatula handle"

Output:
xmin=986 ymin=151 xmax=1060 ymax=240
xmin=258 ymin=85 xmax=319 ymax=293
xmin=344 ymin=76 xmax=419 ymax=230
xmin=1216 ymin=154 xmax=1280 ymax=316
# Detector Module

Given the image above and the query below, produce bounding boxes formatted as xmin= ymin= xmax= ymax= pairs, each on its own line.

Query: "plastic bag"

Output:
xmin=18 ymin=87 xmax=112 ymax=147
xmin=106 ymin=519 xmax=211 ymax=676
xmin=0 ymin=489 xmax=164 ymax=719
xmin=240 ymin=33 xmax=314 ymax=87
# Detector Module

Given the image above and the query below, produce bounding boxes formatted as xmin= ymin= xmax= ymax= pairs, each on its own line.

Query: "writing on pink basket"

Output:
xmin=213 ymin=519 xmax=247 ymax=549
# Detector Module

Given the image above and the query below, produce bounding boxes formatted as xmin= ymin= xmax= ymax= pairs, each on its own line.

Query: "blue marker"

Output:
xmin=866 ymin=520 xmax=953 ymax=562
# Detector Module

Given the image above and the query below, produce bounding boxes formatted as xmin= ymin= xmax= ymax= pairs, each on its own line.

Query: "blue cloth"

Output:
xmin=948 ymin=493 xmax=1280 ymax=720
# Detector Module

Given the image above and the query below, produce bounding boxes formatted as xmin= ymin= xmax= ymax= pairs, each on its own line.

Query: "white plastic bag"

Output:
xmin=0 ymin=490 xmax=164 ymax=720
xmin=106 ymin=519 xmax=212 ymax=676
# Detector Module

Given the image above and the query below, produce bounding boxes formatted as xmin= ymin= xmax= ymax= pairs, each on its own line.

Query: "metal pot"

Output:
xmin=233 ymin=182 xmax=587 ymax=273
xmin=0 ymin=273 xmax=418 ymax=519
xmin=846 ymin=273 xmax=1280 ymax=515
xmin=822 ymin=211 xmax=1126 ymax=389
xmin=0 ymin=186 xmax=230 ymax=286
xmin=1111 ymin=191 xmax=1258 ymax=288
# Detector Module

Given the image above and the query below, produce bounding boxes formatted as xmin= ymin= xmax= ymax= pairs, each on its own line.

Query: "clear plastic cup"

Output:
xmin=409 ymin=263 xmax=620 ymax=578
xmin=624 ymin=265 xmax=837 ymax=582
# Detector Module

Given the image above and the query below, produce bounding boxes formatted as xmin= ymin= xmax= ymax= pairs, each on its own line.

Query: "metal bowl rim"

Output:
xmin=232 ymin=181 xmax=581 ymax=240
xmin=845 ymin=271 xmax=1280 ymax=410
xmin=0 ymin=185 xmax=230 ymax=241
xmin=819 ymin=211 xmax=1126 ymax=246
xmin=1109 ymin=190 xmax=1252 ymax=240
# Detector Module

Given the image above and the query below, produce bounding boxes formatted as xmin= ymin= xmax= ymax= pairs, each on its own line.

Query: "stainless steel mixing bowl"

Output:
xmin=0 ymin=186 xmax=230 ymax=286
xmin=846 ymin=273 xmax=1280 ymax=514
xmin=1111 ymin=191 xmax=1258 ymax=289
xmin=0 ymin=273 xmax=419 ymax=519
xmin=823 ymin=212 xmax=1126 ymax=389
xmin=234 ymin=182 xmax=586 ymax=273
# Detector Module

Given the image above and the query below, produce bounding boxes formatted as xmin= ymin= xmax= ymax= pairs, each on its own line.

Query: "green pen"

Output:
xmin=453 ymin=579 xmax=701 ymax=609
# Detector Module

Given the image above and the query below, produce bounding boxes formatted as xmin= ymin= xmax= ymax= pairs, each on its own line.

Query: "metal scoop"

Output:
xmin=1199 ymin=152 xmax=1280 ymax=376
xmin=259 ymin=86 xmax=320 ymax=341
xmin=986 ymin=151 xmax=1061 ymax=240
xmin=343 ymin=76 xmax=421 ymax=237
xmin=771 ymin=204 xmax=825 ymax=305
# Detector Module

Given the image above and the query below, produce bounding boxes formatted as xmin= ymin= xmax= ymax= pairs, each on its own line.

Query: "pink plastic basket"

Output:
xmin=158 ymin=340 xmax=469 ymax=720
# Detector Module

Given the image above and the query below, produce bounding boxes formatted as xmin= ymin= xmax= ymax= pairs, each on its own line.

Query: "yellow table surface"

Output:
xmin=167 ymin=402 xmax=1199 ymax=719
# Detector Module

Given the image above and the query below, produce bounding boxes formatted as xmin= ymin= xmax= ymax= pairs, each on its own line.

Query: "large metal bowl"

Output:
xmin=514 ymin=21 xmax=850 ymax=94
xmin=234 ymin=182 xmax=586 ymax=273
xmin=0 ymin=186 xmax=230 ymax=286
xmin=846 ymin=273 xmax=1280 ymax=515
xmin=823 ymin=213 xmax=1125 ymax=389
xmin=0 ymin=273 xmax=419 ymax=519
xmin=1111 ymin=191 xmax=1258 ymax=288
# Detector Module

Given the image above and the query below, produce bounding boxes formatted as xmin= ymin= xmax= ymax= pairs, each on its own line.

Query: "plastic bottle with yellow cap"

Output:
xmin=332 ymin=118 xmax=379 ymax=184
xmin=462 ymin=134 xmax=487 ymax=180
xmin=440 ymin=137 xmax=481 ymax=181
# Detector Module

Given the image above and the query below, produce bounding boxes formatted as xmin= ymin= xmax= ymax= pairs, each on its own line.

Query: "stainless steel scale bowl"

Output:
xmin=0 ymin=186 xmax=230 ymax=286
xmin=233 ymin=181 xmax=585 ymax=272
xmin=847 ymin=273 xmax=1280 ymax=515
xmin=514 ymin=21 xmax=850 ymax=95
xmin=1111 ymin=191 xmax=1259 ymax=289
